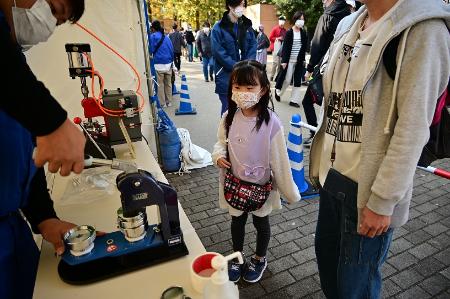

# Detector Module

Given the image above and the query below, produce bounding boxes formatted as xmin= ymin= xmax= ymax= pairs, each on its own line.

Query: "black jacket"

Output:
xmin=21 ymin=168 xmax=58 ymax=233
xmin=0 ymin=13 xmax=67 ymax=136
xmin=306 ymin=0 xmax=350 ymax=72
xmin=196 ymin=30 xmax=213 ymax=57
xmin=185 ymin=31 xmax=195 ymax=44
xmin=281 ymin=28 xmax=308 ymax=64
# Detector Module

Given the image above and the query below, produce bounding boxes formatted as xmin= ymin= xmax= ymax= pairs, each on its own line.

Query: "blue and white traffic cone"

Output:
xmin=287 ymin=114 xmax=319 ymax=200
xmin=172 ymin=80 xmax=179 ymax=95
xmin=175 ymin=74 xmax=197 ymax=115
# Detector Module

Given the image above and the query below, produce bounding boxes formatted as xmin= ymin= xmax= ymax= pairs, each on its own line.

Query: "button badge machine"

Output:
xmin=59 ymin=44 xmax=189 ymax=284
xmin=59 ymin=157 xmax=189 ymax=284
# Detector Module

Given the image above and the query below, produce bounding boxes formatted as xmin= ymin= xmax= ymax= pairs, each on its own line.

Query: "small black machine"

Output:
xmin=58 ymin=158 xmax=189 ymax=284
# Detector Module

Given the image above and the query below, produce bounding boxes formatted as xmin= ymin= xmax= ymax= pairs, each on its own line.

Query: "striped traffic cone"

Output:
xmin=175 ymin=74 xmax=197 ymax=115
xmin=172 ymin=80 xmax=179 ymax=95
xmin=287 ymin=114 xmax=319 ymax=200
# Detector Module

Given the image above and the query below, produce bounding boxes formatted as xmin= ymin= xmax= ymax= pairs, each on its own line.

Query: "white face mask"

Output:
xmin=279 ymin=20 xmax=285 ymax=26
xmin=203 ymin=27 xmax=210 ymax=34
xmin=12 ymin=0 xmax=57 ymax=50
xmin=231 ymin=89 xmax=262 ymax=109
xmin=295 ymin=20 xmax=305 ymax=28
xmin=232 ymin=6 xmax=245 ymax=18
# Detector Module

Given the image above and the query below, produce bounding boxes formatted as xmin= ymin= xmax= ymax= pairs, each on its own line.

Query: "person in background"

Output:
xmin=0 ymin=0 xmax=88 ymax=297
xmin=212 ymin=60 xmax=300 ymax=283
xmin=150 ymin=20 xmax=174 ymax=108
xmin=255 ymin=24 xmax=270 ymax=70
xmin=196 ymin=21 xmax=214 ymax=82
xmin=274 ymin=11 xmax=308 ymax=108
xmin=302 ymin=0 xmax=350 ymax=146
xmin=169 ymin=23 xmax=186 ymax=72
xmin=185 ymin=25 xmax=195 ymax=62
xmin=310 ymin=0 xmax=449 ymax=298
xmin=211 ymin=0 xmax=257 ymax=115
xmin=268 ymin=16 xmax=287 ymax=81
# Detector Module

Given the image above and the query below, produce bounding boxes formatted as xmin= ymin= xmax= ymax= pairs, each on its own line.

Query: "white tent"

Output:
xmin=25 ymin=0 xmax=158 ymax=155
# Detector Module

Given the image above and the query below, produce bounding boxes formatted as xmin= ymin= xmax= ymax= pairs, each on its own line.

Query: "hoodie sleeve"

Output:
xmin=270 ymin=129 xmax=301 ymax=204
xmin=212 ymin=113 xmax=228 ymax=165
xmin=0 ymin=25 xmax=67 ymax=136
xmin=366 ymin=20 xmax=450 ymax=216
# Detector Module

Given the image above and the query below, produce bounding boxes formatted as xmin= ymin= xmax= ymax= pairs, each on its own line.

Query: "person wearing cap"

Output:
xmin=211 ymin=0 xmax=257 ymax=115
xmin=256 ymin=24 xmax=270 ymax=69
xmin=269 ymin=16 xmax=287 ymax=81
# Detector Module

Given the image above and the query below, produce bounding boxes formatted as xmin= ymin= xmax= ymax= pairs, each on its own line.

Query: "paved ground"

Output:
xmin=163 ymin=57 xmax=450 ymax=298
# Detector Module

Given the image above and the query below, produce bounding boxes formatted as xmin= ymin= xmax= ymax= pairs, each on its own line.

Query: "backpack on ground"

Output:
xmin=383 ymin=32 xmax=450 ymax=167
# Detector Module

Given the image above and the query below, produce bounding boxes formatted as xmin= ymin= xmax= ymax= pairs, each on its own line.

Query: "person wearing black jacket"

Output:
xmin=169 ymin=23 xmax=186 ymax=71
xmin=302 ymin=0 xmax=350 ymax=146
xmin=274 ymin=11 xmax=308 ymax=107
xmin=185 ymin=25 xmax=196 ymax=62
xmin=196 ymin=21 xmax=214 ymax=82
xmin=0 ymin=1 xmax=87 ymax=297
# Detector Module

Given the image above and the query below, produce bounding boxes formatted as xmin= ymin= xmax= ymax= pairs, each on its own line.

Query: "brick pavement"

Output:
xmin=167 ymin=159 xmax=450 ymax=298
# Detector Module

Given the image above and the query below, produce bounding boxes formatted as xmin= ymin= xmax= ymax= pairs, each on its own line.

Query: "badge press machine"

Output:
xmin=59 ymin=157 xmax=189 ymax=284
xmin=59 ymin=44 xmax=189 ymax=284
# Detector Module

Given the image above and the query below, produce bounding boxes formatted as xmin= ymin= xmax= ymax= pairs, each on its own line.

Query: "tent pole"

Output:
xmin=136 ymin=0 xmax=162 ymax=163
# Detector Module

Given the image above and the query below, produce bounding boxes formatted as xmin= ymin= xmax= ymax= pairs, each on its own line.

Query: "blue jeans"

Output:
xmin=315 ymin=171 xmax=393 ymax=299
xmin=187 ymin=44 xmax=193 ymax=62
xmin=202 ymin=56 xmax=214 ymax=81
xmin=218 ymin=93 xmax=228 ymax=115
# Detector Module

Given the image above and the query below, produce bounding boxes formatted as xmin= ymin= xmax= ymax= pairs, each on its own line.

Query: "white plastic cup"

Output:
xmin=190 ymin=252 xmax=219 ymax=293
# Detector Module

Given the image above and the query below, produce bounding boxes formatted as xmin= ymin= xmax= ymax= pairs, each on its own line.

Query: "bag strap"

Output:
xmin=153 ymin=34 xmax=165 ymax=55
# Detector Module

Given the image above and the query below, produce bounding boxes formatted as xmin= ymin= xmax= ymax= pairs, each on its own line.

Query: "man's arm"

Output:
xmin=307 ymin=14 xmax=334 ymax=73
xmin=0 ymin=25 xmax=67 ymax=136
xmin=21 ymin=168 xmax=58 ymax=233
xmin=211 ymin=28 xmax=236 ymax=72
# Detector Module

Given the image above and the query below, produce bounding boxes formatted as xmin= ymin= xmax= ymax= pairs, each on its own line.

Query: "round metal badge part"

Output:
xmin=63 ymin=225 xmax=96 ymax=256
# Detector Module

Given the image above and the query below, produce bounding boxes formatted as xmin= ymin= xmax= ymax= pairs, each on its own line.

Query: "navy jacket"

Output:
xmin=150 ymin=31 xmax=174 ymax=65
xmin=211 ymin=12 xmax=257 ymax=95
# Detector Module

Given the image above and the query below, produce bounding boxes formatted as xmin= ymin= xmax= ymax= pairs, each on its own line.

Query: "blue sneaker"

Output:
xmin=228 ymin=259 xmax=243 ymax=282
xmin=243 ymin=257 xmax=267 ymax=283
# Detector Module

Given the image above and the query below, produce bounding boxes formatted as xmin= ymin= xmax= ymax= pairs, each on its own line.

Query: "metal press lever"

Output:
xmin=84 ymin=155 xmax=138 ymax=173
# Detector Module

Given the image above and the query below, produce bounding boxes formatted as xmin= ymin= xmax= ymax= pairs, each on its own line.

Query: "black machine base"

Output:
xmin=58 ymin=242 xmax=189 ymax=285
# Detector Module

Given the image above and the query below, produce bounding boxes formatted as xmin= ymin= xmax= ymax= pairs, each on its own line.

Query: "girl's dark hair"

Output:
xmin=225 ymin=0 xmax=247 ymax=10
xmin=292 ymin=11 xmax=305 ymax=23
xmin=151 ymin=20 xmax=164 ymax=34
xmin=225 ymin=60 xmax=274 ymax=136
xmin=68 ymin=0 xmax=85 ymax=23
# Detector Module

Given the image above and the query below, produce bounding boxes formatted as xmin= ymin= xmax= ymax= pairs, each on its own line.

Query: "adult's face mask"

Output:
xmin=12 ymin=0 xmax=57 ymax=51
xmin=231 ymin=89 xmax=262 ymax=109
xmin=232 ymin=6 xmax=245 ymax=18
xmin=295 ymin=20 xmax=305 ymax=28
xmin=203 ymin=27 xmax=210 ymax=34
xmin=279 ymin=20 xmax=285 ymax=26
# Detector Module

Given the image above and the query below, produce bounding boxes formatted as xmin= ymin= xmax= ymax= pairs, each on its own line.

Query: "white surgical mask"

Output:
xmin=12 ymin=0 xmax=57 ymax=50
xmin=295 ymin=20 xmax=305 ymax=28
xmin=231 ymin=90 xmax=261 ymax=109
xmin=203 ymin=27 xmax=210 ymax=34
xmin=279 ymin=20 xmax=285 ymax=26
xmin=232 ymin=6 xmax=245 ymax=18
